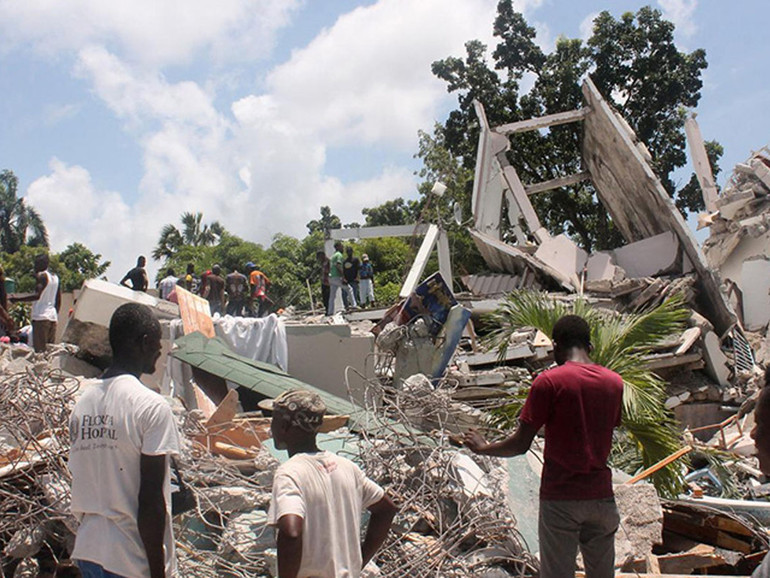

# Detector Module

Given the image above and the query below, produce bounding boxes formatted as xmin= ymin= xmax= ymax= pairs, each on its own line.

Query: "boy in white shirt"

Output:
xmin=268 ymin=390 xmax=397 ymax=578
xmin=69 ymin=303 xmax=180 ymax=578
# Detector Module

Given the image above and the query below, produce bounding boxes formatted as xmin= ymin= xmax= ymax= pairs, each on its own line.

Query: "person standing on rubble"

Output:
xmin=10 ymin=253 xmax=60 ymax=353
xmin=358 ymin=253 xmax=375 ymax=307
xmin=247 ymin=262 xmax=272 ymax=317
xmin=268 ymin=389 xmax=397 ymax=578
xmin=316 ymin=250 xmax=331 ymax=313
xmin=463 ymin=315 xmax=624 ymax=578
xmin=328 ymin=241 xmax=355 ymax=315
xmin=203 ymin=264 xmax=225 ymax=316
xmin=342 ymin=246 xmax=360 ymax=310
xmin=69 ymin=303 xmax=181 ymax=578
xmin=225 ymin=266 xmax=249 ymax=316
xmin=120 ymin=256 xmax=149 ymax=292
xmin=158 ymin=268 xmax=178 ymax=301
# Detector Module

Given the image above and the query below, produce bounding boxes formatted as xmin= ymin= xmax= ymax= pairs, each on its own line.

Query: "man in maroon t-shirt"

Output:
xmin=464 ymin=315 xmax=623 ymax=578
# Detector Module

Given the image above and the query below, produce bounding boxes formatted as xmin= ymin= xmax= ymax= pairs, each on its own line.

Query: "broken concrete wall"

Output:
xmin=612 ymin=231 xmax=680 ymax=279
xmin=285 ymin=323 xmax=374 ymax=403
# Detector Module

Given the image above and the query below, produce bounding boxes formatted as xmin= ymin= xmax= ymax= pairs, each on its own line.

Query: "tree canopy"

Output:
xmin=430 ymin=3 xmax=719 ymax=251
xmin=0 ymin=170 xmax=48 ymax=254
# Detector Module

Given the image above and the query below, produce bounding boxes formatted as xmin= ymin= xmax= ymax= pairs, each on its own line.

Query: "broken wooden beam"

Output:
xmin=494 ymin=107 xmax=590 ymax=135
xmin=524 ymin=171 xmax=591 ymax=195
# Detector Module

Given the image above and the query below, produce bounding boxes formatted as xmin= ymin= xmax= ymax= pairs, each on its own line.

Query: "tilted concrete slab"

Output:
xmin=581 ymin=78 xmax=735 ymax=334
xmin=612 ymin=231 xmax=680 ymax=279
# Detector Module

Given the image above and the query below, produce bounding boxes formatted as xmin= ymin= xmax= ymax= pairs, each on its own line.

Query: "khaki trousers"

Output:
xmin=539 ymin=498 xmax=619 ymax=578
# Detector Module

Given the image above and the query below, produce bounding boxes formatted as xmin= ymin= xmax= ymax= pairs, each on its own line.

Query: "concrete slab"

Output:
xmin=741 ymin=258 xmax=770 ymax=331
xmin=701 ymin=331 xmax=730 ymax=387
xmin=612 ymin=232 xmax=679 ymax=279
xmin=285 ymin=324 xmax=374 ymax=403
xmin=534 ymin=234 xmax=588 ymax=280
xmin=586 ymin=252 xmax=617 ymax=282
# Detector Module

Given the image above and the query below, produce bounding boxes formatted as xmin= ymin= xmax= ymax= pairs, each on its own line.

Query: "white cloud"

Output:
xmin=25 ymin=159 xmax=136 ymax=279
xmin=658 ymin=0 xmax=697 ymax=38
xmin=579 ymin=12 xmax=600 ymax=42
xmin=0 ymin=0 xmax=301 ymax=67
xmin=16 ymin=0 xmax=554 ymax=282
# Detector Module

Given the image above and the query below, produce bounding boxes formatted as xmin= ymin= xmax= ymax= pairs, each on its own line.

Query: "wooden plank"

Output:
xmin=494 ymin=107 xmax=589 ymax=134
xmin=646 ymin=553 xmax=661 ymax=575
xmin=663 ymin=510 xmax=753 ymax=553
xmin=625 ymin=445 xmax=692 ymax=484
xmin=176 ymin=286 xmax=215 ymax=338
xmin=399 ymin=224 xmax=439 ymax=298
xmin=525 ymin=172 xmax=591 ymax=195
xmin=204 ymin=389 xmax=240 ymax=429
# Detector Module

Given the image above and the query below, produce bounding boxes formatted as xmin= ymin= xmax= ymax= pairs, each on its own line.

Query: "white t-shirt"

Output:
xmin=31 ymin=270 xmax=59 ymax=321
xmin=69 ymin=375 xmax=181 ymax=577
xmin=159 ymin=276 xmax=178 ymax=300
xmin=268 ymin=451 xmax=384 ymax=578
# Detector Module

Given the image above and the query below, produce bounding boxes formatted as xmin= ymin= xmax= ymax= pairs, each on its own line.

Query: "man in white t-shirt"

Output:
xmin=10 ymin=253 xmax=60 ymax=352
xmin=69 ymin=303 xmax=181 ymax=578
xmin=268 ymin=390 xmax=397 ymax=578
xmin=158 ymin=268 xmax=178 ymax=301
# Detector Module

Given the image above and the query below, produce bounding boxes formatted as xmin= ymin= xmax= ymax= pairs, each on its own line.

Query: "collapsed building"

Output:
xmin=2 ymin=77 xmax=770 ymax=576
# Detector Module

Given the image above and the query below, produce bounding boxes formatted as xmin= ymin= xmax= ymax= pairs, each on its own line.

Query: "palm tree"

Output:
xmin=485 ymin=290 xmax=690 ymax=497
xmin=0 ymin=170 xmax=48 ymax=253
xmin=152 ymin=212 xmax=225 ymax=261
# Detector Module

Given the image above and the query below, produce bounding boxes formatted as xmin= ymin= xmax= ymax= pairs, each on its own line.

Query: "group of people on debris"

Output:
xmin=120 ymin=256 xmax=274 ymax=318
xmin=317 ymin=241 xmax=376 ymax=316
xmin=71 ymin=302 xmax=770 ymax=578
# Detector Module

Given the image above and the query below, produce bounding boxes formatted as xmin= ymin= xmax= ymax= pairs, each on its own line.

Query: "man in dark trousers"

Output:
xmin=225 ymin=266 xmax=249 ymax=317
xmin=269 ymin=390 xmax=397 ymax=578
xmin=203 ymin=264 xmax=225 ymax=316
xmin=342 ymin=246 xmax=360 ymax=310
xmin=464 ymin=315 xmax=624 ymax=578
xmin=69 ymin=303 xmax=180 ymax=578
xmin=120 ymin=256 xmax=149 ymax=292
xmin=316 ymin=251 xmax=331 ymax=313
xmin=11 ymin=253 xmax=61 ymax=352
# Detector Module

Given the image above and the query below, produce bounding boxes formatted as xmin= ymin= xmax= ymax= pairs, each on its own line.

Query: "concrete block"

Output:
xmin=613 ymin=483 xmax=663 ymax=569
xmin=534 ymin=234 xmax=588 ymax=279
xmin=741 ymin=258 xmax=770 ymax=331
xmin=752 ymin=158 xmax=770 ymax=190
xmin=702 ymin=331 xmax=730 ymax=387
xmin=612 ymin=231 xmax=680 ymax=279
xmin=665 ymin=396 xmax=681 ymax=410
xmin=586 ymin=252 xmax=618 ymax=282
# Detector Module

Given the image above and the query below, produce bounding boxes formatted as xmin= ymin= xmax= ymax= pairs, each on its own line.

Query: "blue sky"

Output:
xmin=0 ymin=0 xmax=766 ymax=280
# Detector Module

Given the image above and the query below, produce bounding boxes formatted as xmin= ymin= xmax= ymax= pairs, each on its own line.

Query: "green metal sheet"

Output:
xmin=170 ymin=331 xmax=359 ymax=422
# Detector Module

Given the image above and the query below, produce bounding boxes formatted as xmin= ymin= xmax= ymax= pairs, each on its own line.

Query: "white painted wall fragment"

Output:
xmin=740 ymin=258 xmax=770 ymax=331
xmin=612 ymin=232 xmax=679 ymax=279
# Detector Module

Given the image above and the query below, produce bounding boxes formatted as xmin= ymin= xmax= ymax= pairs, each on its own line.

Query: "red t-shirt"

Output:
xmin=519 ymin=361 xmax=623 ymax=501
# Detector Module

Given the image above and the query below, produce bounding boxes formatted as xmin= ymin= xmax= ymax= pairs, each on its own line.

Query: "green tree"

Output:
xmin=0 ymin=170 xmax=48 ymax=253
xmin=431 ymin=3 xmax=714 ymax=251
xmin=152 ymin=211 xmax=225 ymax=262
xmin=362 ymin=198 xmax=419 ymax=227
xmin=1 ymin=244 xmax=109 ymax=292
xmin=306 ymin=206 xmax=342 ymax=236
xmin=56 ymin=242 xmax=111 ymax=291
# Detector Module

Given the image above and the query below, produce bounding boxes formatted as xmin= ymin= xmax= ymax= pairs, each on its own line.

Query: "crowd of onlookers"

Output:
xmin=121 ymin=256 xmax=274 ymax=318
xmin=317 ymin=242 xmax=375 ymax=315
